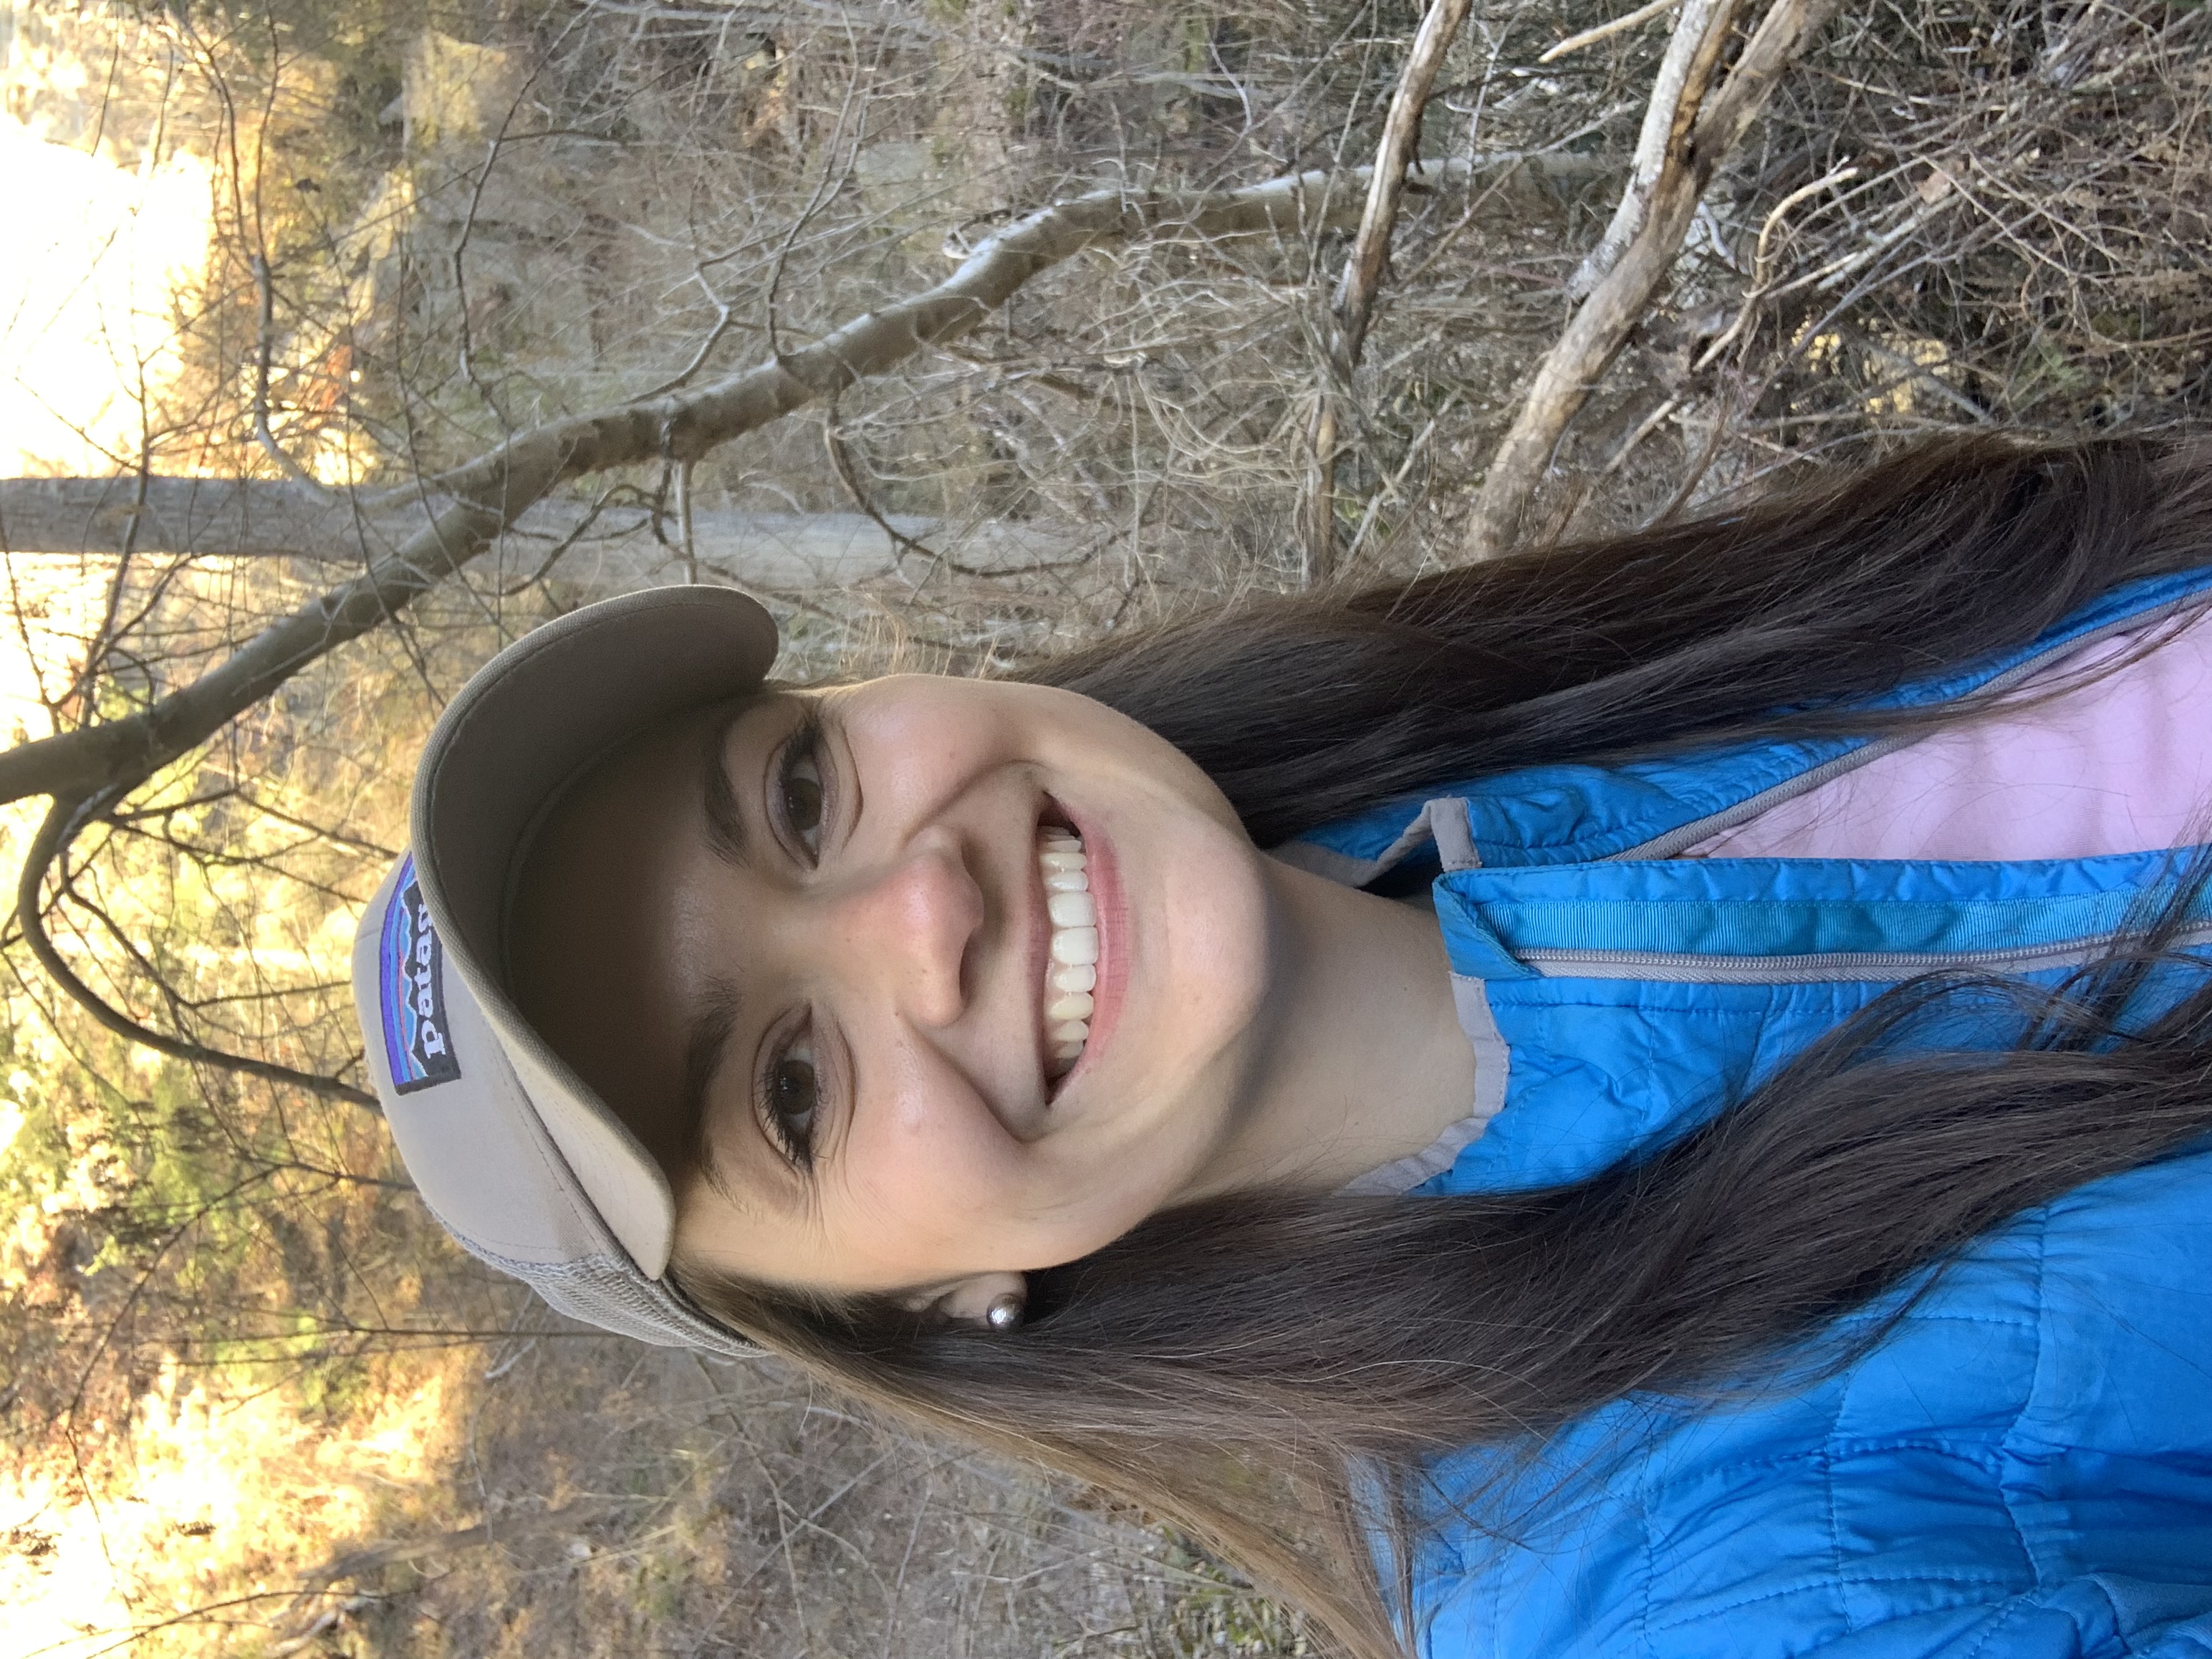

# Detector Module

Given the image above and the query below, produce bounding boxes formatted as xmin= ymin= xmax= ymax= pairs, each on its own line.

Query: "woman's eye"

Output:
xmin=764 ymin=1032 xmax=819 ymax=1168
xmin=779 ymin=733 xmax=825 ymax=860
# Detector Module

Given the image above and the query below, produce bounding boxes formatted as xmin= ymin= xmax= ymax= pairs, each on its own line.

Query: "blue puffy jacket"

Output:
xmin=1286 ymin=568 xmax=2212 ymax=1659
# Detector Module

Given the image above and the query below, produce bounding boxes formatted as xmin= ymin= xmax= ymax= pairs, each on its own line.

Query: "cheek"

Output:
xmin=831 ymin=1062 xmax=1174 ymax=1276
xmin=836 ymin=680 xmax=1009 ymax=800
xmin=830 ymin=1064 xmax=1025 ymax=1266
xmin=1120 ymin=814 xmax=1275 ymax=1103
xmin=1163 ymin=827 xmax=1271 ymax=1000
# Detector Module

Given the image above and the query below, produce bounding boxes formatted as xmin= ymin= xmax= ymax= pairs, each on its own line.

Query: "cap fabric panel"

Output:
xmin=405 ymin=585 xmax=778 ymax=1284
xmin=353 ymin=858 xmax=631 ymax=1267
xmin=355 ymin=859 xmax=760 ymax=1353
xmin=503 ymin=1020 xmax=679 ymax=1275
xmin=471 ymin=1244 xmax=765 ymax=1357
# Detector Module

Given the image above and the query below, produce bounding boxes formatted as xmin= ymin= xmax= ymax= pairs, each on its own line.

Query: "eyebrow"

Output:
xmin=700 ymin=701 xmax=751 ymax=870
xmin=686 ymin=704 xmax=759 ymax=1209
xmin=680 ymin=976 xmax=749 ymax=1209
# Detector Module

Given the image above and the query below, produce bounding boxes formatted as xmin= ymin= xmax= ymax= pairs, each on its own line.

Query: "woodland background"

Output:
xmin=0 ymin=0 xmax=2206 ymax=1653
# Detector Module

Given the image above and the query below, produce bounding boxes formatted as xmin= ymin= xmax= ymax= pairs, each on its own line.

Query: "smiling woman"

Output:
xmin=507 ymin=668 xmax=1471 ymax=1311
xmin=357 ymin=436 xmax=2212 ymax=1659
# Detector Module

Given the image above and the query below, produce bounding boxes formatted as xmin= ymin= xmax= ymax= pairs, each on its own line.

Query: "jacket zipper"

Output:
xmin=1517 ymin=918 xmax=2212 ymax=984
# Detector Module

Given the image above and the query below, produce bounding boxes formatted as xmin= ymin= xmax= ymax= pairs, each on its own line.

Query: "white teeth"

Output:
xmin=1039 ymin=826 xmax=1100 ymax=1079
xmin=1050 ymin=927 xmax=1099 ymax=966
xmin=1047 ymin=890 xmax=1097 ymax=928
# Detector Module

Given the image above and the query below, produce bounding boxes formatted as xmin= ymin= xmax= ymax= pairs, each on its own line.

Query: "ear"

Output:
xmin=898 ymin=1271 xmax=1027 ymax=1329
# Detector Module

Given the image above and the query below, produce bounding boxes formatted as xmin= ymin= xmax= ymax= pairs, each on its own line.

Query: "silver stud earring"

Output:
xmin=984 ymin=1292 xmax=1025 ymax=1333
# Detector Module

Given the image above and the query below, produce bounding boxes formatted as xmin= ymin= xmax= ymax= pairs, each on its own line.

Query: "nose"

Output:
xmin=817 ymin=828 xmax=984 ymax=1028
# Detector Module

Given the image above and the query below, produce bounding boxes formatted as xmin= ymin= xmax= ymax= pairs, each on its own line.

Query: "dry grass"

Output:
xmin=320 ymin=1281 xmax=1295 ymax=1658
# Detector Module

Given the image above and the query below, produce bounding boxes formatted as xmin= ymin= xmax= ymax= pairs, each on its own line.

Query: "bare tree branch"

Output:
xmin=1568 ymin=0 xmax=1741 ymax=301
xmin=12 ymin=791 xmax=378 ymax=1106
xmin=0 ymin=164 xmax=1440 ymax=816
xmin=1303 ymin=0 xmax=1473 ymax=585
xmin=249 ymin=255 xmax=326 ymax=491
xmin=298 ymin=1499 xmax=610 ymax=1594
xmin=1464 ymin=0 xmax=1839 ymax=560
xmin=1540 ymin=0 xmax=1680 ymax=64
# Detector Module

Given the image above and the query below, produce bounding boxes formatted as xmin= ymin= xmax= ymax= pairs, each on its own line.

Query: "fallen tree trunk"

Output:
xmin=0 ymin=476 xmax=1078 ymax=588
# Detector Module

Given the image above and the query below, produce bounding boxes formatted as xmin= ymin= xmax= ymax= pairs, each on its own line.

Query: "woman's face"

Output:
xmin=509 ymin=675 xmax=1277 ymax=1300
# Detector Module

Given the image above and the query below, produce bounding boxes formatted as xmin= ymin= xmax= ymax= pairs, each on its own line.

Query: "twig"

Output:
xmin=822 ymin=398 xmax=951 ymax=582
xmin=249 ymin=256 xmax=324 ymax=490
xmin=675 ymin=459 xmax=698 ymax=585
xmin=1692 ymin=163 xmax=1860 ymax=371
xmin=1601 ymin=394 xmax=1680 ymax=475
xmin=12 ymin=789 xmax=376 ymax=1106
xmin=1853 ymin=334 xmax=1991 ymax=423
xmin=1539 ymin=0 xmax=1680 ymax=64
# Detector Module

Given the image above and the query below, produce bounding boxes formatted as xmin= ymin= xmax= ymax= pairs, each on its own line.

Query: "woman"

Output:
xmin=355 ymin=436 xmax=2212 ymax=1659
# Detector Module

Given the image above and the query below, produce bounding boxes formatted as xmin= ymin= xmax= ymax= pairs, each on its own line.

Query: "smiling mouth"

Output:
xmin=1037 ymin=821 xmax=1097 ymax=1080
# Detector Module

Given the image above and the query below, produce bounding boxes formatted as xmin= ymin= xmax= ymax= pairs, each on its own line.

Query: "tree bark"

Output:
xmin=1566 ymin=0 xmax=1733 ymax=301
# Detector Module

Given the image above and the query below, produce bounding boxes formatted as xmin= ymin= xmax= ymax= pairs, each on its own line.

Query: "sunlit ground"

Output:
xmin=0 ymin=70 xmax=408 ymax=1659
xmin=0 ymin=1357 xmax=461 ymax=1658
xmin=0 ymin=552 xmax=358 ymax=1659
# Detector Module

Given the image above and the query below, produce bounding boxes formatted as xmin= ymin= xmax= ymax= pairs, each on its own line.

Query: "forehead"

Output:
xmin=505 ymin=696 xmax=771 ymax=1168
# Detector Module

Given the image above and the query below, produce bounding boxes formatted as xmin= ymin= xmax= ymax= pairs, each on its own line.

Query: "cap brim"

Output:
xmin=408 ymin=585 xmax=779 ymax=1275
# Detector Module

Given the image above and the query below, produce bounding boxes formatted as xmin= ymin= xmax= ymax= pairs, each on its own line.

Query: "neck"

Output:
xmin=1190 ymin=856 xmax=1478 ymax=1198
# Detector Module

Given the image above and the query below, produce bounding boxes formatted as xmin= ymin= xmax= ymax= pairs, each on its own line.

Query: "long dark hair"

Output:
xmin=673 ymin=436 xmax=2212 ymax=1659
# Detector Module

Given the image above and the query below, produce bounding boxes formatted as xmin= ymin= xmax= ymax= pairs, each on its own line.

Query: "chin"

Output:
xmin=1084 ymin=842 xmax=1272 ymax=1180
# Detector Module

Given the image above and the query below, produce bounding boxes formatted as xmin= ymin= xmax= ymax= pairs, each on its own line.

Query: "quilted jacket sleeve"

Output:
xmin=1810 ymin=1581 xmax=2212 ymax=1658
xmin=1411 ymin=1149 xmax=2212 ymax=1659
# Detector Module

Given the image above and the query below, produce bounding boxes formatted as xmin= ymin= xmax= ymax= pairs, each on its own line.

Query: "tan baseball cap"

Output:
xmin=351 ymin=585 xmax=779 ymax=1352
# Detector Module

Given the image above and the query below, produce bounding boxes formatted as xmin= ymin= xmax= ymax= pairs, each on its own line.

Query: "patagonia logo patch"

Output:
xmin=379 ymin=856 xmax=462 ymax=1095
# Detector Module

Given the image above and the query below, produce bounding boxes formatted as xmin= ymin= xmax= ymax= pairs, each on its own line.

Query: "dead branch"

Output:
xmin=1331 ymin=4 xmax=1476 ymax=374
xmin=1464 ymin=0 xmax=1839 ymax=560
xmin=1541 ymin=0 xmax=1680 ymax=64
xmin=0 ymin=163 xmax=1444 ymax=815
xmin=299 ymin=1499 xmax=609 ymax=1592
xmin=12 ymin=789 xmax=377 ymax=1105
xmin=248 ymin=255 xmax=324 ymax=491
xmin=1303 ymin=0 xmax=1474 ymax=585
xmin=0 ymin=162 xmax=1458 ymax=1102
xmin=1567 ymin=0 xmax=1740 ymax=301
